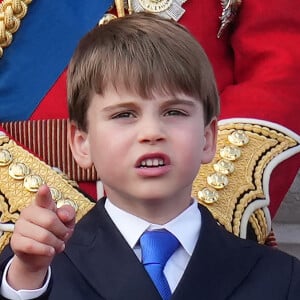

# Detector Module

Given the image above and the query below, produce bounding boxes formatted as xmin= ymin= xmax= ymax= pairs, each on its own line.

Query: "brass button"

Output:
xmin=8 ymin=162 xmax=30 ymax=180
xmin=0 ymin=149 xmax=13 ymax=166
xmin=213 ymin=159 xmax=234 ymax=175
xmin=24 ymin=174 xmax=44 ymax=192
xmin=0 ymin=132 xmax=9 ymax=145
xmin=198 ymin=187 xmax=219 ymax=204
xmin=50 ymin=187 xmax=62 ymax=201
xmin=220 ymin=145 xmax=241 ymax=161
xmin=207 ymin=173 xmax=229 ymax=189
xmin=228 ymin=130 xmax=249 ymax=146
xmin=56 ymin=199 xmax=78 ymax=212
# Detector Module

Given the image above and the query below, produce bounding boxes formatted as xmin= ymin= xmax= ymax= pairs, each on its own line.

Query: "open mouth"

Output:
xmin=139 ymin=158 xmax=165 ymax=168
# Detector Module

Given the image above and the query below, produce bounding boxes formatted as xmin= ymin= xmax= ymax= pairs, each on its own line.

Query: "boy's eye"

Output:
xmin=164 ymin=109 xmax=188 ymax=116
xmin=112 ymin=111 xmax=135 ymax=119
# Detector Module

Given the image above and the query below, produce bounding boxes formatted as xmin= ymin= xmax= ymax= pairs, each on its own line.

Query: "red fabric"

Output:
xmin=31 ymin=0 xmax=300 ymax=216
xmin=78 ymin=182 xmax=97 ymax=201
xmin=181 ymin=0 xmax=300 ymax=217
xmin=30 ymin=70 xmax=69 ymax=120
xmin=180 ymin=1 xmax=300 ymax=133
xmin=0 ymin=125 xmax=38 ymax=156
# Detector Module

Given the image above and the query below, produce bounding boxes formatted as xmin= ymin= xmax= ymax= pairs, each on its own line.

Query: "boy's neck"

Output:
xmin=106 ymin=194 xmax=194 ymax=225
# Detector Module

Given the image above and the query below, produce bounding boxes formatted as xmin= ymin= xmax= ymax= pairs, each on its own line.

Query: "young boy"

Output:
xmin=0 ymin=12 xmax=299 ymax=300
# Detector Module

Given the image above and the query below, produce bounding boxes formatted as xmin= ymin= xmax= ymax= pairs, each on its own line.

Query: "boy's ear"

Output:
xmin=68 ymin=121 xmax=93 ymax=169
xmin=201 ymin=118 xmax=218 ymax=164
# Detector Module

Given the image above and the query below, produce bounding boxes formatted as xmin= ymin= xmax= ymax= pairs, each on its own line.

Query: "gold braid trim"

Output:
xmin=248 ymin=209 xmax=268 ymax=244
xmin=0 ymin=132 xmax=95 ymax=252
xmin=0 ymin=232 xmax=11 ymax=253
xmin=192 ymin=122 xmax=298 ymax=243
xmin=0 ymin=0 xmax=32 ymax=58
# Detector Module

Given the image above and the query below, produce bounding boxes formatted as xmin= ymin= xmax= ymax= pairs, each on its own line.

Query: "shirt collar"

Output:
xmin=105 ymin=198 xmax=201 ymax=256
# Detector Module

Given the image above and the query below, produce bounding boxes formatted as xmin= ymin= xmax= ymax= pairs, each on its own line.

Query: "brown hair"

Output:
xmin=67 ymin=12 xmax=220 ymax=131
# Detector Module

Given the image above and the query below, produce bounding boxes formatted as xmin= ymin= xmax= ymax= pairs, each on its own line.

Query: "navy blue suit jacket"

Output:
xmin=1 ymin=198 xmax=300 ymax=299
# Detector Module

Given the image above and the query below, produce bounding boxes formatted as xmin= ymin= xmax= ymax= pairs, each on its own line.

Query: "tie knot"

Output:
xmin=140 ymin=229 xmax=180 ymax=267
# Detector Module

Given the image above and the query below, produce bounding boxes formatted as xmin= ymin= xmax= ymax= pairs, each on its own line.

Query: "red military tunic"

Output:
xmin=179 ymin=0 xmax=300 ymax=217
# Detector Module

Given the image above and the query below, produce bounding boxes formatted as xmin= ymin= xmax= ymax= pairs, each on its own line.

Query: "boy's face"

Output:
xmin=69 ymin=86 xmax=217 ymax=222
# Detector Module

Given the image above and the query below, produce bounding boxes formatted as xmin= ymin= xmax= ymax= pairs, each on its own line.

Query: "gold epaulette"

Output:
xmin=192 ymin=118 xmax=300 ymax=244
xmin=0 ymin=119 xmax=98 ymax=183
xmin=0 ymin=131 xmax=95 ymax=252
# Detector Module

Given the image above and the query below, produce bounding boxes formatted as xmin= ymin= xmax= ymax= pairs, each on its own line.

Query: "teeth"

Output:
xmin=140 ymin=158 xmax=164 ymax=167
xmin=147 ymin=159 xmax=153 ymax=166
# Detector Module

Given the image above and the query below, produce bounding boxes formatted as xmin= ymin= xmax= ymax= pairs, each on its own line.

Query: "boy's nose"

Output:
xmin=137 ymin=120 xmax=166 ymax=144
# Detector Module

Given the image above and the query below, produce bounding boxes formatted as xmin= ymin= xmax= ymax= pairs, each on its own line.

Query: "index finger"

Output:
xmin=34 ymin=185 xmax=56 ymax=212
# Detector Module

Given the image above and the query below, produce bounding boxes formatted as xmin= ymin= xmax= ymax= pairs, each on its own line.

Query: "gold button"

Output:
xmin=50 ymin=187 xmax=62 ymax=201
xmin=220 ymin=145 xmax=241 ymax=161
xmin=24 ymin=174 xmax=44 ymax=192
xmin=56 ymin=199 xmax=78 ymax=212
xmin=207 ymin=173 xmax=229 ymax=189
xmin=198 ymin=187 xmax=219 ymax=204
xmin=8 ymin=162 xmax=30 ymax=180
xmin=0 ymin=132 xmax=9 ymax=145
xmin=0 ymin=149 xmax=13 ymax=166
xmin=213 ymin=159 xmax=234 ymax=175
xmin=228 ymin=130 xmax=249 ymax=146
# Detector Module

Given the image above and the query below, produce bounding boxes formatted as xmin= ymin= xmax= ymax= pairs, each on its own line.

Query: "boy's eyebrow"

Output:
xmin=101 ymin=102 xmax=139 ymax=112
xmin=161 ymin=98 xmax=198 ymax=108
xmin=101 ymin=98 xmax=198 ymax=113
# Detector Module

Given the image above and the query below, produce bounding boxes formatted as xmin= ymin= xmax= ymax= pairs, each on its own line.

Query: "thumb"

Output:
xmin=34 ymin=184 xmax=56 ymax=212
xmin=57 ymin=204 xmax=76 ymax=228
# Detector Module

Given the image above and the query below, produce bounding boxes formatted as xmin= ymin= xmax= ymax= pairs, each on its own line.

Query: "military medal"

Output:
xmin=131 ymin=0 xmax=187 ymax=21
xmin=137 ymin=0 xmax=173 ymax=12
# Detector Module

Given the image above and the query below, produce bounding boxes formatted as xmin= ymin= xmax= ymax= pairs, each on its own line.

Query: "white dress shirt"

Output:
xmin=1 ymin=198 xmax=201 ymax=299
xmin=0 ymin=261 xmax=51 ymax=300
xmin=105 ymin=198 xmax=201 ymax=292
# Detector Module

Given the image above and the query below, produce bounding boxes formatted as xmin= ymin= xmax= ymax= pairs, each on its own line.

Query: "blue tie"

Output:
xmin=140 ymin=230 xmax=180 ymax=300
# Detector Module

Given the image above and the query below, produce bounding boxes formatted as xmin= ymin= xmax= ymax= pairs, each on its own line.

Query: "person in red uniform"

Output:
xmin=178 ymin=0 xmax=300 ymax=217
xmin=1 ymin=0 xmax=299 ymax=218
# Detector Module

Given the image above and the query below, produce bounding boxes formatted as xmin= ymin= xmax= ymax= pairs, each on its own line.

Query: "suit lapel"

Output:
xmin=64 ymin=198 xmax=161 ymax=300
xmin=64 ymin=199 xmax=264 ymax=299
xmin=173 ymin=204 xmax=263 ymax=300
